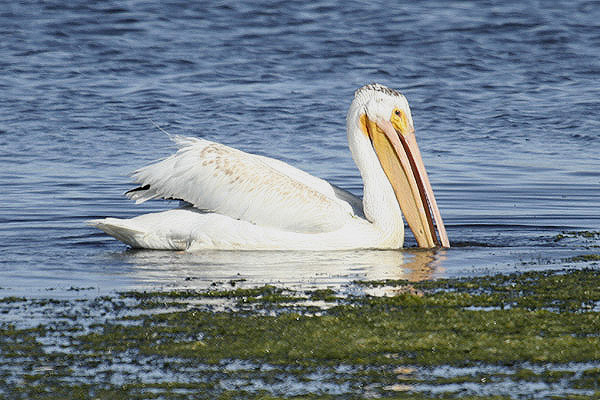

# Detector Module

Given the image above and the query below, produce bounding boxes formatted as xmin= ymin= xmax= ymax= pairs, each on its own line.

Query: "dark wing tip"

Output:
xmin=125 ymin=184 xmax=151 ymax=195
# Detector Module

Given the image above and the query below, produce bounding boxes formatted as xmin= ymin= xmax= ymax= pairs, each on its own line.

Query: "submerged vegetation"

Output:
xmin=1 ymin=268 xmax=600 ymax=399
xmin=554 ymin=231 xmax=600 ymax=242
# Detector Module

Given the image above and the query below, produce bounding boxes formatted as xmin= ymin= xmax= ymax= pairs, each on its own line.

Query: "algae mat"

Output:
xmin=2 ymin=268 xmax=600 ymax=399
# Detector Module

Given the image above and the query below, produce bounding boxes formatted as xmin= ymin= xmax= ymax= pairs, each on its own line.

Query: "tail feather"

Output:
xmin=88 ymin=214 xmax=194 ymax=250
xmin=87 ymin=218 xmax=147 ymax=248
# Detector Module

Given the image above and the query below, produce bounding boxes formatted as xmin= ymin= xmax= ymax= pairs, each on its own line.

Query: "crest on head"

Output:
xmin=351 ymin=84 xmax=412 ymax=129
xmin=355 ymin=83 xmax=402 ymax=99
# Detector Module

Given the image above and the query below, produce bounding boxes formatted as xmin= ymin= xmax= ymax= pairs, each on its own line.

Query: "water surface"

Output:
xmin=1 ymin=0 xmax=599 ymax=297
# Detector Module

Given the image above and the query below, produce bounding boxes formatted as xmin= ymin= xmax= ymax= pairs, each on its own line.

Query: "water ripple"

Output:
xmin=0 ymin=0 xmax=598 ymax=296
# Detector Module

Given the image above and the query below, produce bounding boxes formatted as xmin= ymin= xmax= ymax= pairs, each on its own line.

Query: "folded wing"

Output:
xmin=126 ymin=136 xmax=355 ymax=233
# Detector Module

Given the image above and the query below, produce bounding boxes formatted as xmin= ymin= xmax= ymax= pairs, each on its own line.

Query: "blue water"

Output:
xmin=1 ymin=0 xmax=600 ymax=297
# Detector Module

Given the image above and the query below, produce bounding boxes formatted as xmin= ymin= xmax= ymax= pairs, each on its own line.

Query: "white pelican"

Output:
xmin=89 ymin=83 xmax=449 ymax=250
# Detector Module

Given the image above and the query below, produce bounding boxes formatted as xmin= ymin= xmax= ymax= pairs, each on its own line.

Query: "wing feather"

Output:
xmin=126 ymin=136 xmax=354 ymax=233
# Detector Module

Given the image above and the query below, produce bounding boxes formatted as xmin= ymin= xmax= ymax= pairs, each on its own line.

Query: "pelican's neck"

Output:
xmin=346 ymin=108 xmax=404 ymax=243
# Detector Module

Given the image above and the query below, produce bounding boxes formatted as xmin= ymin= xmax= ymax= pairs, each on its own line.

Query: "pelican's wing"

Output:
xmin=254 ymin=155 xmax=338 ymax=200
xmin=126 ymin=136 xmax=355 ymax=233
xmin=254 ymin=153 xmax=364 ymax=218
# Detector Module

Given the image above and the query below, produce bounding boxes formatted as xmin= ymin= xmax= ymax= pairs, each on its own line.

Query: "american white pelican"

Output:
xmin=89 ymin=83 xmax=449 ymax=250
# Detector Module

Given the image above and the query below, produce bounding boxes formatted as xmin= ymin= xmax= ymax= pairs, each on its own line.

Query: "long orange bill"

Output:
xmin=368 ymin=118 xmax=449 ymax=248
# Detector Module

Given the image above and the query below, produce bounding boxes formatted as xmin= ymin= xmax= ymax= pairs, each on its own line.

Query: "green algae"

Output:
xmin=554 ymin=231 xmax=600 ymax=250
xmin=122 ymin=285 xmax=304 ymax=305
xmin=2 ymin=269 xmax=600 ymax=399
xmin=554 ymin=231 xmax=600 ymax=241
xmin=358 ymin=268 xmax=600 ymax=312
xmin=308 ymin=288 xmax=338 ymax=302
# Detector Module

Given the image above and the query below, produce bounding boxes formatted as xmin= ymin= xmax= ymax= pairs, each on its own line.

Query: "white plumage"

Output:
xmin=90 ymin=83 xmax=448 ymax=250
xmin=127 ymin=136 xmax=355 ymax=233
xmin=90 ymin=134 xmax=388 ymax=250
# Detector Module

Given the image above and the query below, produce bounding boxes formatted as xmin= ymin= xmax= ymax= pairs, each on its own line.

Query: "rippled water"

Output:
xmin=1 ymin=0 xmax=599 ymax=297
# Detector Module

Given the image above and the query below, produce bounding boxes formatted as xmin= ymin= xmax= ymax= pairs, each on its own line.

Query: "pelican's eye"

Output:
xmin=391 ymin=108 xmax=413 ymax=134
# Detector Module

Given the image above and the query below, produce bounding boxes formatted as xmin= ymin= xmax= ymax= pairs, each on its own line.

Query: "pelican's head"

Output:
xmin=348 ymin=83 xmax=449 ymax=248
